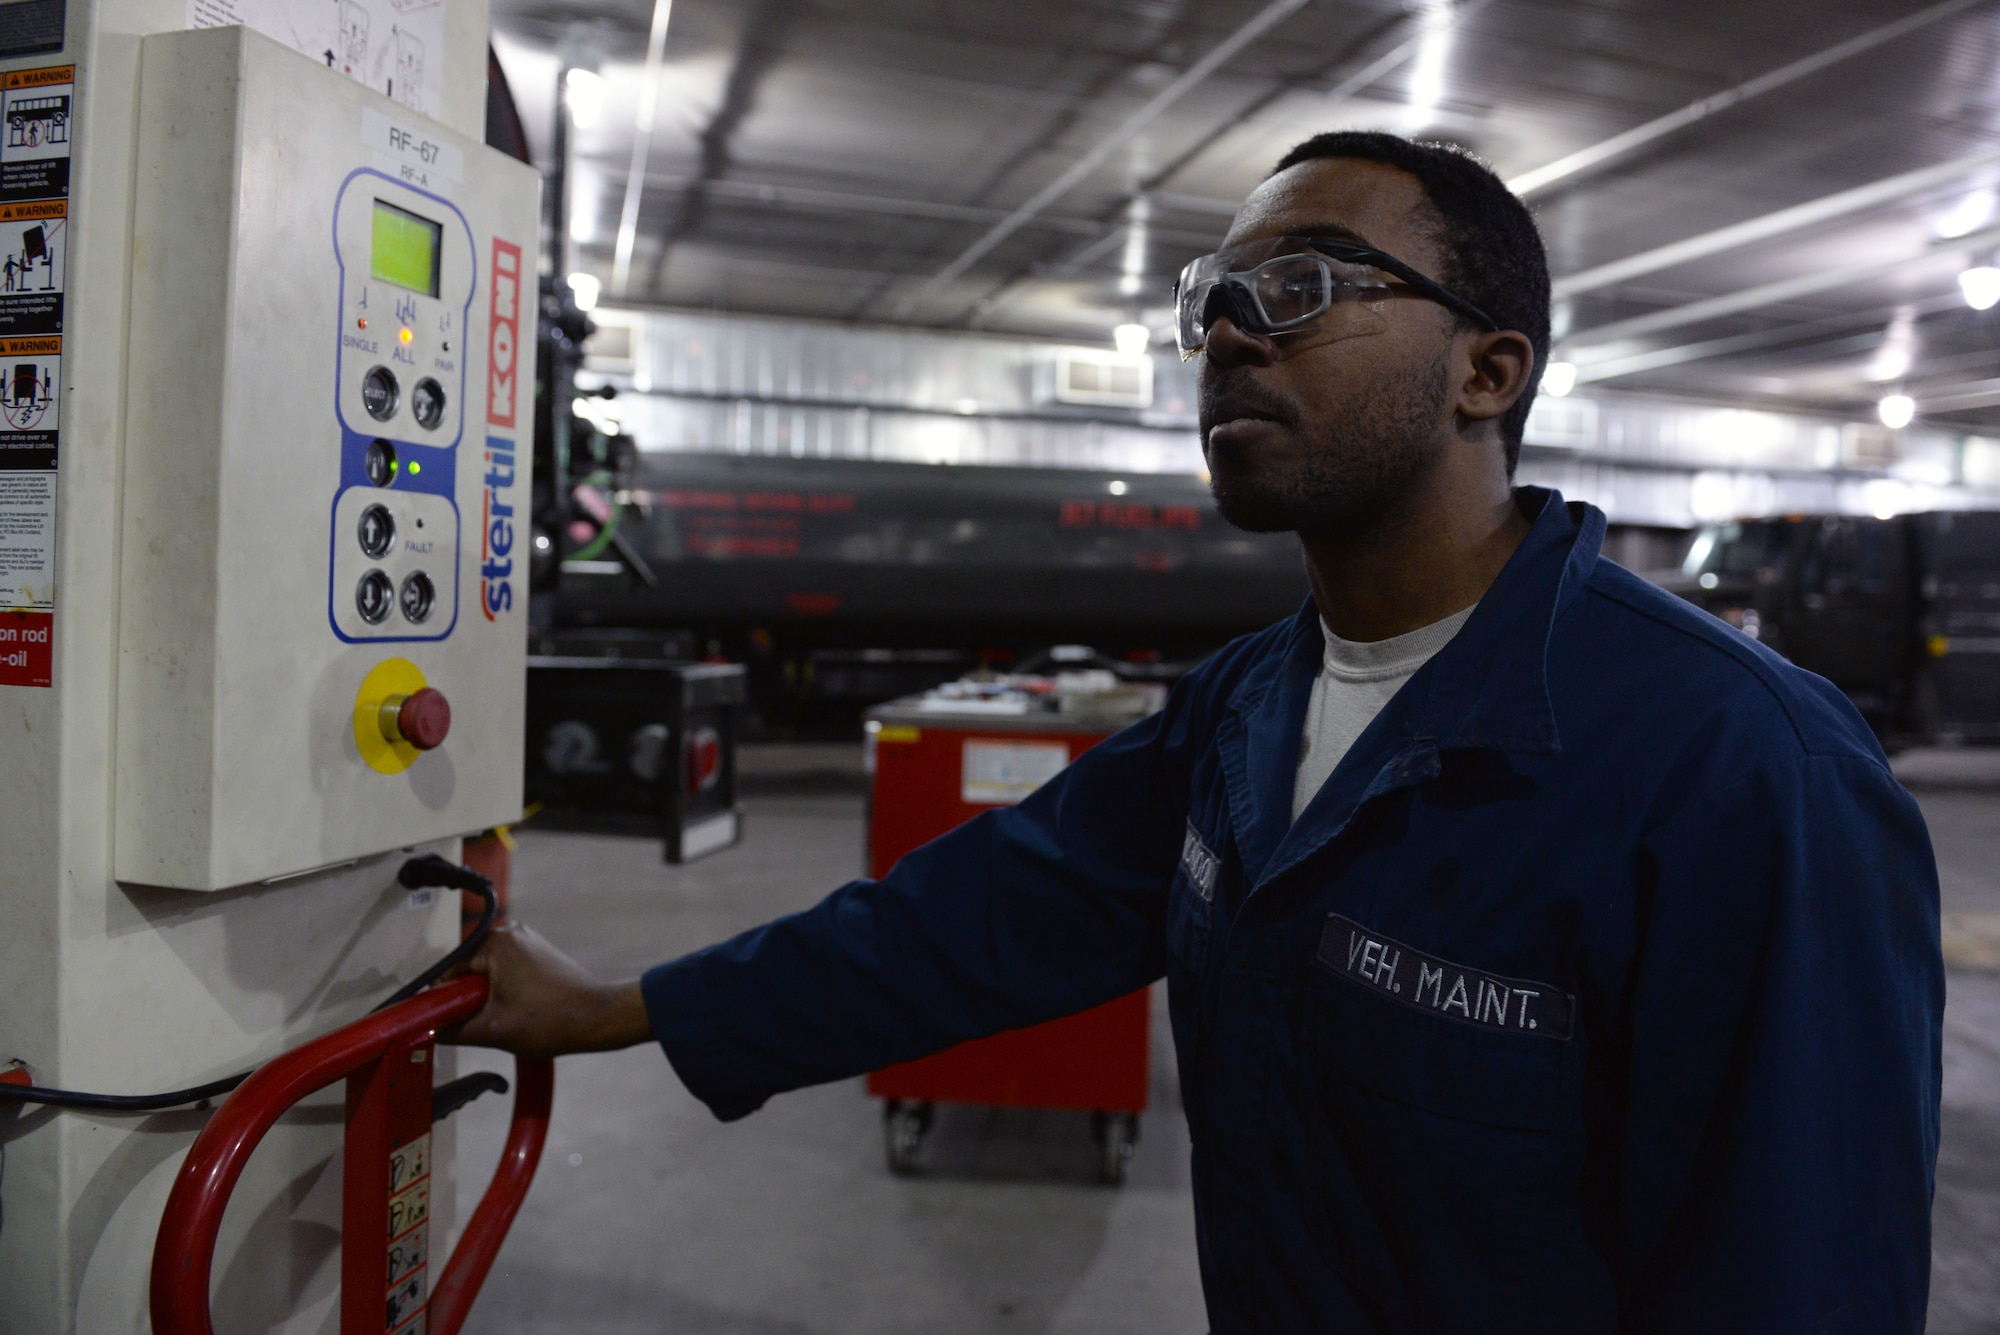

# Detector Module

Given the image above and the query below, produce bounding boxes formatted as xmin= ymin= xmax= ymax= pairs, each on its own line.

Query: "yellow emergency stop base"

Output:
xmin=353 ymin=657 xmax=427 ymax=774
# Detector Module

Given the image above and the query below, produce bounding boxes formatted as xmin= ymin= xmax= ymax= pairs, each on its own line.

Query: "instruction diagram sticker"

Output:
xmin=0 ymin=199 xmax=62 ymax=334
xmin=961 ymin=740 xmax=1070 ymax=805
xmin=0 ymin=470 xmax=53 ymax=687
xmin=0 ymin=65 xmax=71 ymax=203
xmin=0 ymin=333 xmax=57 ymax=467
xmin=186 ymin=0 xmax=446 ymax=119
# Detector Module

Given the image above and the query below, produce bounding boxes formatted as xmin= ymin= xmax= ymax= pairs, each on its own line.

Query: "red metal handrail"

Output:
xmin=149 ymin=976 xmax=552 ymax=1334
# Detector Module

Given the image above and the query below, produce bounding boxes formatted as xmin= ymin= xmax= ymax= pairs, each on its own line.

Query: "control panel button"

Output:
xmin=399 ymin=571 xmax=435 ymax=623
xmin=411 ymin=377 xmax=446 ymax=430
xmin=364 ymin=438 xmax=397 ymax=487
xmin=357 ymin=504 xmax=395 ymax=558
xmin=378 ymin=686 xmax=451 ymax=750
xmin=361 ymin=366 xmax=400 ymax=422
xmin=356 ymin=569 xmax=393 ymax=623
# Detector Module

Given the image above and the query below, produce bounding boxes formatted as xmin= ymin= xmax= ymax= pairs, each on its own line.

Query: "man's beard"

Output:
xmin=1200 ymin=349 xmax=1452 ymax=535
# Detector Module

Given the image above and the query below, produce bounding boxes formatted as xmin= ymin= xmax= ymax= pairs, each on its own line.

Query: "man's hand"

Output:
xmin=443 ymin=922 xmax=653 ymax=1059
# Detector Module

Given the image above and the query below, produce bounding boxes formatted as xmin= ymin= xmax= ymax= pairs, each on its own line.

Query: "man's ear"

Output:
xmin=1455 ymin=330 xmax=1536 ymax=426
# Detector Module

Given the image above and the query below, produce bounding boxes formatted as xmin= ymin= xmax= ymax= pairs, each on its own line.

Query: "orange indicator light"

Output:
xmin=357 ymin=317 xmax=368 ymax=330
xmin=399 ymin=328 xmax=414 ymax=345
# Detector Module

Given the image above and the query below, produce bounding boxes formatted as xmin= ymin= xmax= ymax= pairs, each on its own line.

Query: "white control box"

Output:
xmin=114 ymin=26 xmax=540 ymax=890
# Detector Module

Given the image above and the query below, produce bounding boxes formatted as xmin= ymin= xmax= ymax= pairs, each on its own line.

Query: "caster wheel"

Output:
xmin=1090 ymin=1111 xmax=1139 ymax=1186
xmin=883 ymin=1099 xmax=933 ymax=1176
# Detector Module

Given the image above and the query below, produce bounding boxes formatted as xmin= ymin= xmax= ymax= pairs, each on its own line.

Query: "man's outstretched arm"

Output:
xmin=448 ymin=682 xmax=1212 ymax=1117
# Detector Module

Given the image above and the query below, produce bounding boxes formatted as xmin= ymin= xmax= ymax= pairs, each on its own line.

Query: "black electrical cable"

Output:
xmin=0 ymin=855 xmax=498 ymax=1112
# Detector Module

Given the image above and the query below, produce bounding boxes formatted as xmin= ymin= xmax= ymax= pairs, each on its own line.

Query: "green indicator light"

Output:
xmin=409 ymin=461 xmax=422 ymax=475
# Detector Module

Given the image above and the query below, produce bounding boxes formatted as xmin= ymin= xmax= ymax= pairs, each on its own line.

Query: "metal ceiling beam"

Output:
xmin=610 ymin=0 xmax=676 ymax=297
xmin=949 ymin=1 xmax=1496 ymax=333
xmin=1565 ymin=221 xmax=2000 ymax=349
xmin=895 ymin=0 xmax=1314 ymax=316
xmin=1507 ymin=0 xmax=1991 ymax=198
xmin=593 ymin=173 xmax=1219 ymax=246
xmin=1571 ymin=292 xmax=1966 ymax=384
xmin=644 ymin=0 xmax=807 ymax=297
xmin=1905 ymin=376 xmax=2000 ymax=412
xmin=1553 ymin=147 xmax=2000 ymax=300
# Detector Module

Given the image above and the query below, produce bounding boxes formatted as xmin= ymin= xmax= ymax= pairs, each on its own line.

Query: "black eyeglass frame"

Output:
xmin=1174 ymin=236 xmax=1500 ymax=356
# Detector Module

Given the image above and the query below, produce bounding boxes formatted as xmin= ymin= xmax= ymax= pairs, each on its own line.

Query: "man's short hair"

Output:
xmin=1272 ymin=132 xmax=1550 ymax=475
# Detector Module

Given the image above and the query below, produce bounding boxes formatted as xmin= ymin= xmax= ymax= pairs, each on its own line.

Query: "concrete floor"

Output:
xmin=454 ymin=746 xmax=2000 ymax=1333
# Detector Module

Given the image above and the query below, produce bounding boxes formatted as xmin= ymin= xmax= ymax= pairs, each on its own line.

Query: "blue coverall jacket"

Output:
xmin=643 ymin=488 xmax=1945 ymax=1333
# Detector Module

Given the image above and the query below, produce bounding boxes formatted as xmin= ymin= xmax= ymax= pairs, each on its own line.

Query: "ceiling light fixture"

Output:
xmin=1878 ymin=393 xmax=1915 ymax=429
xmin=1960 ymin=265 xmax=2000 ymax=310
xmin=1540 ymin=360 xmax=1577 ymax=397
xmin=568 ymin=272 xmax=601 ymax=312
xmin=1113 ymin=323 xmax=1151 ymax=357
xmin=1936 ymin=189 xmax=1996 ymax=239
xmin=1404 ymin=0 xmax=1456 ymax=128
xmin=565 ymin=67 xmax=607 ymax=130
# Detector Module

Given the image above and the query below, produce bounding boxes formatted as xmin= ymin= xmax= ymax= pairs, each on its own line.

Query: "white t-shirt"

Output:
xmin=1290 ymin=605 xmax=1477 ymax=822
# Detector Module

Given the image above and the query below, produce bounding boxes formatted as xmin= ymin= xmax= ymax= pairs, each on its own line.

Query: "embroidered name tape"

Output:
xmin=1180 ymin=822 xmax=1219 ymax=902
xmin=1316 ymin=914 xmax=1575 ymax=1041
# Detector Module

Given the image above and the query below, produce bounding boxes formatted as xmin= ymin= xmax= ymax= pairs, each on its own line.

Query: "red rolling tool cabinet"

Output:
xmin=863 ymin=690 xmax=1155 ymax=1184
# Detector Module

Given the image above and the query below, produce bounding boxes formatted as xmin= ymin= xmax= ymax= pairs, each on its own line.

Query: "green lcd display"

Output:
xmin=371 ymin=200 xmax=442 ymax=297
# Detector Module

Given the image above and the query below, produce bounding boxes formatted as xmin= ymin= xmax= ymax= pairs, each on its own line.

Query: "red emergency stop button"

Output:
xmin=379 ymin=687 xmax=451 ymax=750
xmin=396 ymin=687 xmax=451 ymax=749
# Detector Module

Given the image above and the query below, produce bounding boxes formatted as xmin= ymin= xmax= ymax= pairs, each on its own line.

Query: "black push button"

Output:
xmin=411 ymin=377 xmax=446 ymax=430
xmin=358 ymin=504 xmax=395 ymax=558
xmin=364 ymin=438 xmax=397 ymax=487
xmin=362 ymin=366 xmax=399 ymax=422
xmin=399 ymin=571 xmax=435 ymax=624
xmin=356 ymin=569 xmax=393 ymax=624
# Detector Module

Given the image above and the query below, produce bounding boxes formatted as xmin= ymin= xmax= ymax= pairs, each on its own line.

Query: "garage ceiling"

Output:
xmin=491 ymin=0 xmax=2000 ymax=429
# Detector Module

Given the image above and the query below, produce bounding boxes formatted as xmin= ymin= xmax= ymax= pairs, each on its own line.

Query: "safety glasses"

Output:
xmin=1173 ymin=236 xmax=1499 ymax=358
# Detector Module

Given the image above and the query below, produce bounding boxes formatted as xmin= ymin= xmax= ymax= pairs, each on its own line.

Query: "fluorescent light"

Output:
xmin=568 ymin=271 xmax=601 ymax=311
xmin=1867 ymin=309 xmax=1917 ymax=381
xmin=1878 ymin=394 xmax=1915 ymax=429
xmin=1540 ymin=360 xmax=1577 ymax=397
xmin=1118 ymin=196 xmax=1151 ymax=299
xmin=1961 ymin=265 xmax=2000 ymax=310
xmin=565 ymin=68 xmax=607 ymax=129
xmin=1108 ymin=479 xmax=1128 ymax=496
xmin=1113 ymin=323 xmax=1151 ymax=357
xmin=1937 ymin=189 xmax=1996 ymax=239
xmin=1404 ymin=0 xmax=1455 ymax=128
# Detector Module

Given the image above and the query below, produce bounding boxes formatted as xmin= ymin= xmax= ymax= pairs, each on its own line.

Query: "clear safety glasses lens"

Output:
xmin=1175 ymin=250 xmax=1390 ymax=356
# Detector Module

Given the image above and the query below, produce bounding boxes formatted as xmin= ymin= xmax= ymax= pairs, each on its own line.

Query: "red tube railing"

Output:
xmin=150 ymin=976 xmax=552 ymax=1335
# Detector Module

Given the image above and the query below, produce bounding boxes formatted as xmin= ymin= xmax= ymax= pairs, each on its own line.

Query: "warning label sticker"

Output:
xmin=0 ymin=63 xmax=63 ymax=685
xmin=0 ymin=469 xmax=52 ymax=610
xmin=0 ymin=466 xmax=51 ymax=686
xmin=0 ymin=333 xmax=57 ymax=467
xmin=0 ymin=608 xmax=49 ymax=686
xmin=0 ymin=198 xmax=62 ymax=334
xmin=0 ymin=66 xmax=70 ymax=204
xmin=386 ymin=1131 xmax=431 ymax=1332
xmin=188 ymin=0 xmax=445 ymax=120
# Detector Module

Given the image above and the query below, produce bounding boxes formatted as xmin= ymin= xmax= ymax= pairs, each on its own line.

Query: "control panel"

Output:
xmin=330 ymin=179 xmax=473 ymax=641
xmin=113 ymin=26 xmax=539 ymax=890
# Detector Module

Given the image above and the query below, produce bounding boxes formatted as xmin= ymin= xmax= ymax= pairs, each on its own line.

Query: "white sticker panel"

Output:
xmin=388 ymin=1131 xmax=429 ymax=1193
xmin=961 ymin=740 xmax=1070 ymax=806
xmin=186 ymin=0 xmax=448 ymax=119
xmin=0 ymin=469 xmax=52 ymax=610
xmin=386 ymin=1177 xmax=428 ymax=1239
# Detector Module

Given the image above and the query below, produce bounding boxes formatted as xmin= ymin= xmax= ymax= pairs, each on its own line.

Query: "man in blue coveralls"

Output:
xmin=454 ymin=133 xmax=1945 ymax=1331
